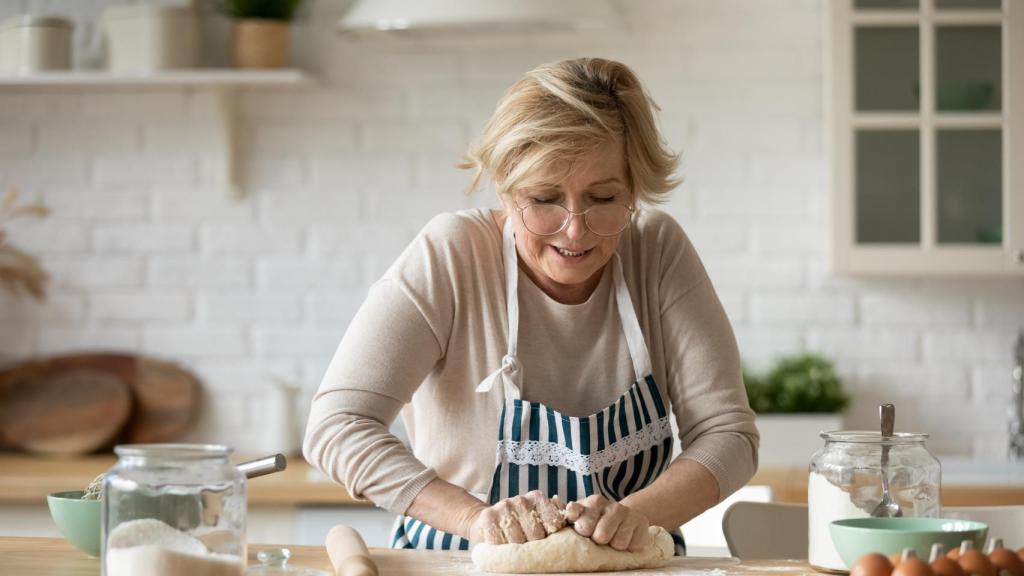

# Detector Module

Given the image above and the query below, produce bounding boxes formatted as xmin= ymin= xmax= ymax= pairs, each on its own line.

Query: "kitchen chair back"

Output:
xmin=941 ymin=505 xmax=1024 ymax=548
xmin=722 ymin=501 xmax=808 ymax=559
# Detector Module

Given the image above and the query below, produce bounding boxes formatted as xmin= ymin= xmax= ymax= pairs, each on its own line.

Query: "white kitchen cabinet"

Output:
xmin=829 ymin=0 xmax=1024 ymax=275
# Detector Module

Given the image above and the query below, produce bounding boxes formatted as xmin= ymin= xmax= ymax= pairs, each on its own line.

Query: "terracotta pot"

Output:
xmin=232 ymin=19 xmax=288 ymax=69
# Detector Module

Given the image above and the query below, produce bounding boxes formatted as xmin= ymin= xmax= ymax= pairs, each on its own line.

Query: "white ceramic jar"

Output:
xmin=0 ymin=15 xmax=72 ymax=75
xmin=101 ymin=4 xmax=199 ymax=73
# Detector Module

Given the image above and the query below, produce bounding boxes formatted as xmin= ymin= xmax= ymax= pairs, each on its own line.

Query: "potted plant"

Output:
xmin=217 ymin=0 xmax=302 ymax=69
xmin=744 ymin=353 xmax=850 ymax=466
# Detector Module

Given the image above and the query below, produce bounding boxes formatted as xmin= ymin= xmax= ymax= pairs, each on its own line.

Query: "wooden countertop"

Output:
xmin=0 ymin=452 xmax=369 ymax=507
xmin=752 ymin=466 xmax=1024 ymax=506
xmin=2 ymin=536 xmax=817 ymax=575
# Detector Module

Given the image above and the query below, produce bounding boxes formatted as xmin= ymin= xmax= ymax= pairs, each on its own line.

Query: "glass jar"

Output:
xmin=102 ymin=444 xmax=246 ymax=576
xmin=808 ymin=431 xmax=941 ymax=573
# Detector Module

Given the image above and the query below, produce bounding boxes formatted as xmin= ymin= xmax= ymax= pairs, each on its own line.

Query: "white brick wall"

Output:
xmin=0 ymin=0 xmax=1021 ymax=461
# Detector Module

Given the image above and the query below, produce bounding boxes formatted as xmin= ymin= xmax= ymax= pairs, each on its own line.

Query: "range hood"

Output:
xmin=338 ymin=0 xmax=618 ymax=33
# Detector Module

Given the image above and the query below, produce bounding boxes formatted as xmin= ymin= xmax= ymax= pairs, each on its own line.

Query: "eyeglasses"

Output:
xmin=515 ymin=202 xmax=634 ymax=237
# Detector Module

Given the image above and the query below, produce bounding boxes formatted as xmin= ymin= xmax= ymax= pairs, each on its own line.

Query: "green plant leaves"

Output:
xmin=743 ymin=353 xmax=850 ymax=414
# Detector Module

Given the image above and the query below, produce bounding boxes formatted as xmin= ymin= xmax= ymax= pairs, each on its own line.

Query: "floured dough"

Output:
xmin=471 ymin=525 xmax=674 ymax=573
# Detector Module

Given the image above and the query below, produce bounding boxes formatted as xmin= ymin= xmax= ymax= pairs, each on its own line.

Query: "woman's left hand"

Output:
xmin=564 ymin=494 xmax=651 ymax=552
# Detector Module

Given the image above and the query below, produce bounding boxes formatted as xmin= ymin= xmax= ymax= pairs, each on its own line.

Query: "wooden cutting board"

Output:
xmin=0 ymin=366 xmax=131 ymax=454
xmin=0 ymin=353 xmax=200 ymax=454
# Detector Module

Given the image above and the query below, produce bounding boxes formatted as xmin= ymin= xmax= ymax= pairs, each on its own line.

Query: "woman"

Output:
xmin=303 ymin=57 xmax=758 ymax=555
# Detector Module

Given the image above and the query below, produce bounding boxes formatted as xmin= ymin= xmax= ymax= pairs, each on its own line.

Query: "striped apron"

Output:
xmin=390 ymin=217 xmax=685 ymax=554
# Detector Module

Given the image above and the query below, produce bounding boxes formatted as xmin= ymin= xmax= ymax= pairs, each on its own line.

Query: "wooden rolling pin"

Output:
xmin=325 ymin=525 xmax=378 ymax=576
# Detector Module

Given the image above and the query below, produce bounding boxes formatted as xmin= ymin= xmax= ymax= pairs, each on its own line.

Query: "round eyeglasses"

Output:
xmin=515 ymin=202 xmax=634 ymax=237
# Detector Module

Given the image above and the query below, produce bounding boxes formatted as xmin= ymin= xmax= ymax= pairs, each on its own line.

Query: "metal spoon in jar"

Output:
xmin=871 ymin=404 xmax=903 ymax=518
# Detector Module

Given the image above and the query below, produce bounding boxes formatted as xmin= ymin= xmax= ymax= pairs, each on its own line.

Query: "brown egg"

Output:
xmin=853 ymin=553 xmax=895 ymax=576
xmin=931 ymin=556 xmax=966 ymax=576
xmin=958 ymin=549 xmax=996 ymax=576
xmin=893 ymin=556 xmax=934 ymax=576
xmin=989 ymin=547 xmax=1024 ymax=576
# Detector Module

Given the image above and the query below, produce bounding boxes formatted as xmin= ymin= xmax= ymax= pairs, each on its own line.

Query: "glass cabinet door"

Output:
xmin=832 ymin=0 xmax=1021 ymax=274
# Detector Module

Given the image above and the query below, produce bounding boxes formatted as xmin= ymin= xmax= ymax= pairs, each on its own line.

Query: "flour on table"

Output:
xmin=471 ymin=525 xmax=674 ymax=573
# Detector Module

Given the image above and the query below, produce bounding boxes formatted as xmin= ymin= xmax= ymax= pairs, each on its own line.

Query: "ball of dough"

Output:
xmin=471 ymin=525 xmax=674 ymax=573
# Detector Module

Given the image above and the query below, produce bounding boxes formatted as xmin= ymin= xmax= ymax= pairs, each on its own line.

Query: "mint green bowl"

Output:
xmin=47 ymin=491 xmax=101 ymax=557
xmin=830 ymin=518 xmax=988 ymax=569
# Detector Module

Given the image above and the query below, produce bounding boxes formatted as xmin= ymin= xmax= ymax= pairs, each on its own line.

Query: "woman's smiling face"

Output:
xmin=502 ymin=139 xmax=631 ymax=304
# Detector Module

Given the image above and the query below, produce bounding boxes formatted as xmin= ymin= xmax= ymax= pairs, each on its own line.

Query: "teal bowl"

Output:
xmin=46 ymin=491 xmax=101 ymax=557
xmin=830 ymin=518 xmax=988 ymax=569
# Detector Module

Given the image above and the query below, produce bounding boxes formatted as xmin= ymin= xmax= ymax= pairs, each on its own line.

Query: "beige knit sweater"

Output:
xmin=303 ymin=208 xmax=759 ymax=515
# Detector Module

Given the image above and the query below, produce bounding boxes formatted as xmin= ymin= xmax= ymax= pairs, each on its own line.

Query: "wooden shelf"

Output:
xmin=0 ymin=68 xmax=315 ymax=89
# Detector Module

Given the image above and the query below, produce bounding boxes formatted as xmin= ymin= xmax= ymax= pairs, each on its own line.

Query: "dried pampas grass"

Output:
xmin=0 ymin=187 xmax=50 ymax=302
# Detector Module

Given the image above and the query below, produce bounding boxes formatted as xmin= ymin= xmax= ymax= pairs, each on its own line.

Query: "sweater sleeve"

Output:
xmin=656 ymin=221 xmax=760 ymax=502
xmin=302 ymin=277 xmax=443 ymax=514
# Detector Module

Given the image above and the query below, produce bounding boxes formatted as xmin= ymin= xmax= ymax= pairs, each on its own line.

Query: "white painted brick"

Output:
xmin=249 ymin=121 xmax=356 ymax=154
xmin=143 ymin=325 xmax=247 ymax=358
xmin=751 ymin=292 xmax=856 ymax=324
xmin=325 ymin=49 xmax=460 ymax=89
xmin=971 ymin=364 xmax=1015 ymax=403
xmin=90 ymin=291 xmax=189 ymax=321
xmin=36 ymin=122 xmax=139 ymax=154
xmin=152 ymin=187 xmax=256 ymax=223
xmin=408 ymin=86 xmax=505 ymax=120
xmin=36 ymin=324 xmax=141 ymax=355
xmin=972 ymin=434 xmax=1012 ymax=461
xmin=310 ymin=153 xmax=412 ymax=191
xmin=8 ymin=223 xmax=88 ymax=253
xmin=733 ymin=327 xmax=805 ymax=372
xmin=715 ymin=290 xmax=746 ymax=324
xmin=260 ymin=188 xmax=360 ymax=227
xmin=696 ymin=185 xmax=809 ymax=218
xmin=0 ymin=121 xmax=32 ymax=154
xmin=2 ymin=154 xmax=89 ymax=186
xmin=0 ymin=291 xmax=83 ymax=321
xmin=681 ymin=48 xmax=820 ymax=82
xmin=680 ymin=220 xmax=749 ymax=257
xmin=413 ymin=153 xmax=477 ymax=193
xmin=200 ymin=225 xmax=301 ymax=255
xmin=362 ymin=121 xmax=467 ymax=156
xmin=94 ymin=155 xmax=198 ymax=186
xmin=47 ymin=258 xmax=143 ymax=288
xmin=309 ymin=223 xmax=415 ymax=264
xmin=251 ymin=326 xmax=345 ymax=358
xmin=861 ymin=286 xmax=972 ymax=326
xmin=190 ymin=360 xmax=300 ymax=392
xmin=704 ymin=257 xmax=804 ymax=289
xmin=748 ymin=153 xmax=827 ymax=188
xmin=236 ymin=155 xmax=306 ymax=188
xmin=42 ymin=188 xmax=147 ymax=221
xmin=752 ymin=222 xmax=828 ymax=257
xmin=972 ymin=281 xmax=1024 ymax=328
xmin=240 ymin=90 xmax=405 ymax=121
xmin=0 ymin=94 xmax=80 ymax=121
xmin=148 ymin=258 xmax=251 ymax=288
xmin=94 ymin=225 xmax=193 ymax=254
xmin=143 ymin=121 xmax=219 ymax=155
xmin=258 ymin=258 xmax=362 ymax=291
xmin=692 ymin=118 xmax=803 ymax=154
xmin=853 ymin=365 xmax=970 ymax=401
xmin=806 ymin=329 xmax=920 ymax=361
xmin=308 ymin=290 xmax=364 ymax=325
xmin=198 ymin=292 xmax=302 ymax=323
xmin=362 ymin=185 xmax=471 ymax=227
xmin=922 ymin=329 xmax=1018 ymax=362
xmin=80 ymin=93 xmax=186 ymax=120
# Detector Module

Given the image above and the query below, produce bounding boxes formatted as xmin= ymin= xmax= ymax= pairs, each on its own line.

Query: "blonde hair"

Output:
xmin=459 ymin=57 xmax=680 ymax=204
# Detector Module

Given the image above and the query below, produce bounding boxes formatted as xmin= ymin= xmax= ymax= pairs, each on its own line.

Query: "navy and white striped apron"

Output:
xmin=390 ymin=216 xmax=685 ymax=554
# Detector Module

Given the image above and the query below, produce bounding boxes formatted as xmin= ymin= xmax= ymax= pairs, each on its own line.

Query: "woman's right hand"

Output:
xmin=466 ymin=490 xmax=567 ymax=544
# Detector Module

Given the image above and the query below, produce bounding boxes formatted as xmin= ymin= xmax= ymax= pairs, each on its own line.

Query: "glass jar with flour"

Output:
xmin=808 ymin=431 xmax=940 ymax=573
xmin=102 ymin=444 xmax=246 ymax=576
